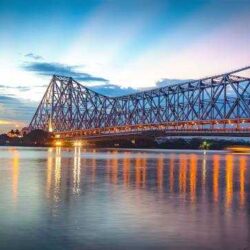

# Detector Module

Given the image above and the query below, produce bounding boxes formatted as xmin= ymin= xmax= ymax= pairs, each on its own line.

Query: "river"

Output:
xmin=0 ymin=147 xmax=249 ymax=249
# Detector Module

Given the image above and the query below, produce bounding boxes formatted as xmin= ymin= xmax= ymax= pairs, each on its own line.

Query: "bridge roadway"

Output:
xmin=54 ymin=118 xmax=250 ymax=141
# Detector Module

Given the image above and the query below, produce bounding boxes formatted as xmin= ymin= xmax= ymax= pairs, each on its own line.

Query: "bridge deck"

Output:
xmin=54 ymin=118 xmax=250 ymax=140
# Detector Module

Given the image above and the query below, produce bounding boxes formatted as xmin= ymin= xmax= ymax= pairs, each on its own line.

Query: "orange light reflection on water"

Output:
xmin=179 ymin=155 xmax=187 ymax=193
xmin=123 ymin=152 xmax=130 ymax=187
xmin=225 ymin=155 xmax=233 ymax=208
xmin=190 ymin=154 xmax=197 ymax=202
xmin=12 ymin=149 xmax=19 ymax=203
xmin=157 ymin=155 xmax=164 ymax=192
xmin=47 ymin=148 xmax=53 ymax=197
xmin=213 ymin=155 xmax=220 ymax=203
xmin=169 ymin=156 xmax=174 ymax=192
xmin=239 ymin=156 xmax=246 ymax=207
xmin=54 ymin=147 xmax=61 ymax=200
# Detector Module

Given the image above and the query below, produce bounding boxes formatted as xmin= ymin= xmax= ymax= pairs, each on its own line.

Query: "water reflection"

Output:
xmin=179 ymin=154 xmax=187 ymax=193
xmin=46 ymin=148 xmax=53 ymax=197
xmin=11 ymin=149 xmax=19 ymax=203
xmin=91 ymin=149 xmax=96 ymax=183
xmin=41 ymin=148 xmax=250 ymax=209
xmin=135 ymin=153 xmax=147 ymax=188
xmin=2 ymin=147 xmax=250 ymax=249
xmin=111 ymin=151 xmax=118 ymax=185
xmin=157 ymin=155 xmax=164 ymax=192
xmin=73 ymin=147 xmax=81 ymax=194
xmin=123 ymin=152 xmax=130 ymax=187
xmin=54 ymin=147 xmax=61 ymax=202
xmin=239 ymin=156 xmax=246 ymax=207
xmin=213 ymin=155 xmax=219 ymax=203
xmin=190 ymin=154 xmax=197 ymax=202
xmin=169 ymin=156 xmax=174 ymax=192
xmin=225 ymin=155 xmax=233 ymax=208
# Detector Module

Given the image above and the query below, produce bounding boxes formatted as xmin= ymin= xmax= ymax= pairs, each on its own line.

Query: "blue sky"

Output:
xmin=0 ymin=0 xmax=249 ymax=132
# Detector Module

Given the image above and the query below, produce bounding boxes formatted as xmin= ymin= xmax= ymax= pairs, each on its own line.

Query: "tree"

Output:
xmin=200 ymin=141 xmax=210 ymax=150
xmin=23 ymin=129 xmax=52 ymax=145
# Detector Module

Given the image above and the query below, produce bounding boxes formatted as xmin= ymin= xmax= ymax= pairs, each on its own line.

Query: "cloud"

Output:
xmin=155 ymin=78 xmax=191 ymax=88
xmin=24 ymin=53 xmax=43 ymax=60
xmin=0 ymin=95 xmax=37 ymax=131
xmin=91 ymin=83 xmax=137 ymax=96
xmin=22 ymin=62 xmax=109 ymax=82
xmin=0 ymin=85 xmax=31 ymax=92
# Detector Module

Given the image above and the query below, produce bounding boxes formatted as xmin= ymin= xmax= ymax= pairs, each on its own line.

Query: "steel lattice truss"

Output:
xmin=29 ymin=66 xmax=250 ymax=138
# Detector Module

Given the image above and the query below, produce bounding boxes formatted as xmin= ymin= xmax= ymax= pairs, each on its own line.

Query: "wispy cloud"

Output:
xmin=155 ymin=79 xmax=191 ymax=88
xmin=0 ymin=95 xmax=37 ymax=131
xmin=24 ymin=53 xmax=43 ymax=60
xmin=0 ymin=85 xmax=31 ymax=92
xmin=90 ymin=83 xmax=137 ymax=96
xmin=22 ymin=61 xmax=109 ymax=82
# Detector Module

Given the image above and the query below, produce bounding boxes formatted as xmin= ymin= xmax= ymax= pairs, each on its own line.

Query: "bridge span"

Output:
xmin=29 ymin=66 xmax=250 ymax=140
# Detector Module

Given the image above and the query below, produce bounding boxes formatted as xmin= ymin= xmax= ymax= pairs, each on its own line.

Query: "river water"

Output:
xmin=0 ymin=147 xmax=249 ymax=250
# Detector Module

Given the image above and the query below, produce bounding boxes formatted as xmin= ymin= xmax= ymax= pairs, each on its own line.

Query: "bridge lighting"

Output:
xmin=48 ymin=116 xmax=53 ymax=132
xmin=74 ymin=141 xmax=82 ymax=147
xmin=55 ymin=141 xmax=62 ymax=147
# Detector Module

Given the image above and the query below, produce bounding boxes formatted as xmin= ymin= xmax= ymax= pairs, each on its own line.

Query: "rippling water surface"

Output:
xmin=0 ymin=147 xmax=249 ymax=250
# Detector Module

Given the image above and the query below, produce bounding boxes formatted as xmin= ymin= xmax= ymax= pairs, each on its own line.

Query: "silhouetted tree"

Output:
xmin=23 ymin=129 xmax=52 ymax=145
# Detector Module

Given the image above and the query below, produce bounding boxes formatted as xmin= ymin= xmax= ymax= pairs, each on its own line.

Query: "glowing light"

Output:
xmin=227 ymin=146 xmax=250 ymax=153
xmin=0 ymin=120 xmax=12 ymax=125
xmin=55 ymin=141 xmax=62 ymax=146
xmin=48 ymin=115 xmax=53 ymax=132
xmin=74 ymin=141 xmax=82 ymax=147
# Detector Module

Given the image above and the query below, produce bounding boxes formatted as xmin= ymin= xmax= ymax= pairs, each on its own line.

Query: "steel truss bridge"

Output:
xmin=29 ymin=66 xmax=250 ymax=140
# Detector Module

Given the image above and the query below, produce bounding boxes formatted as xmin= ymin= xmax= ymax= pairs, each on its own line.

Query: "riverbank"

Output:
xmin=1 ymin=136 xmax=250 ymax=150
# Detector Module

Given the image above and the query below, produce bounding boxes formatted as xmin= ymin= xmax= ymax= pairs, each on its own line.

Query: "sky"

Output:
xmin=0 ymin=0 xmax=249 ymax=132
